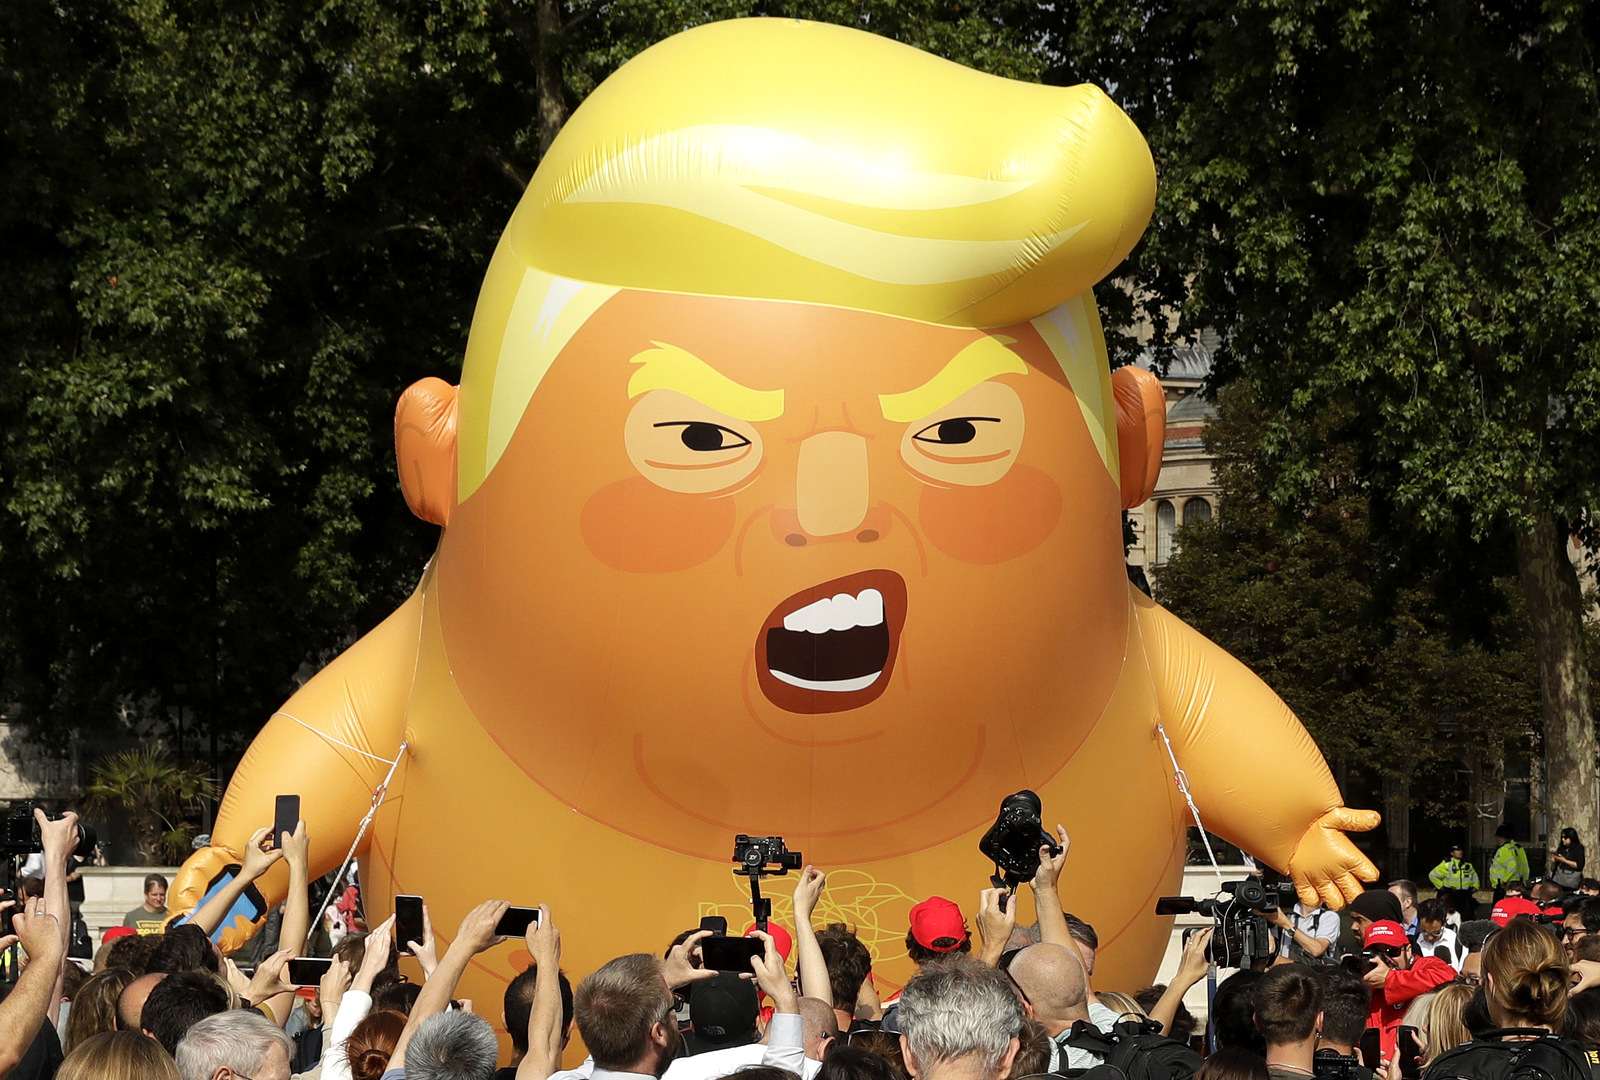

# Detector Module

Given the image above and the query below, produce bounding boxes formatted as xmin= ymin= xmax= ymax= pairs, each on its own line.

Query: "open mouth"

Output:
xmin=755 ymin=570 xmax=908 ymax=714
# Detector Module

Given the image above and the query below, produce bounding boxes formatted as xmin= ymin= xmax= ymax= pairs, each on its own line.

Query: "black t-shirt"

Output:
xmin=494 ymin=1069 xmax=518 ymax=1080
xmin=4 ymin=1020 xmax=64 ymax=1080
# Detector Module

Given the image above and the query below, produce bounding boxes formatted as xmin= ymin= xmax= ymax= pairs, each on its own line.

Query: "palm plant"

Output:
xmin=84 ymin=746 xmax=219 ymax=865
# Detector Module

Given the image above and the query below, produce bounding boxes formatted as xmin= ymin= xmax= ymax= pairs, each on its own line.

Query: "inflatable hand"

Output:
xmin=1287 ymin=807 xmax=1381 ymax=909
xmin=168 ymin=843 xmax=275 ymax=954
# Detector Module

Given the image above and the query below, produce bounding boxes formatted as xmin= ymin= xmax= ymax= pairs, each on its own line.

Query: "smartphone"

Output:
xmin=700 ymin=934 xmax=764 ymax=974
xmin=287 ymin=957 xmax=333 ymax=985
xmin=494 ymin=906 xmax=541 ymax=936
xmin=1396 ymin=1025 xmax=1422 ymax=1080
xmin=272 ymin=795 xmax=300 ymax=850
xmin=1359 ymin=1027 xmax=1382 ymax=1069
xmin=395 ymin=895 xmax=425 ymax=954
xmin=699 ymin=915 xmax=728 ymax=936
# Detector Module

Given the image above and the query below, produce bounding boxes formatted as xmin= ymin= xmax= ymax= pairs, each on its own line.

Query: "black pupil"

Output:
xmin=680 ymin=422 xmax=727 ymax=451
xmin=936 ymin=419 xmax=978 ymax=444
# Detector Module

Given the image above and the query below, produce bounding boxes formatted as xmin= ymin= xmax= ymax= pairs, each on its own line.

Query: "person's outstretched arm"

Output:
xmin=1030 ymin=825 xmax=1071 ymax=949
xmin=0 ymin=902 xmax=63 ymax=1072
xmin=792 ymin=866 xmax=831 ymax=1005
xmin=518 ymin=906 xmax=563 ymax=1080
xmin=1147 ymin=927 xmax=1211 ymax=1037
xmin=36 ymin=809 xmax=77 ymax=1025
xmin=391 ymin=900 xmax=510 ymax=1070
xmin=752 ymin=932 xmax=803 ymax=1075
xmin=257 ymin=819 xmax=313 ymax=1025
xmin=975 ymin=887 xmax=1015 ymax=967
xmin=189 ymin=825 xmax=282 ymax=936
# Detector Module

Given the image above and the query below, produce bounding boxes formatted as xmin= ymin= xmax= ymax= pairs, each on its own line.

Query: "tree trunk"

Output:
xmin=1514 ymin=503 xmax=1599 ymax=847
xmin=535 ymin=0 xmax=568 ymax=159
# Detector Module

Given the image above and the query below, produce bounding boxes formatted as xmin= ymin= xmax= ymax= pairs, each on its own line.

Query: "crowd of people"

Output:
xmin=9 ymin=811 xmax=1600 ymax=1080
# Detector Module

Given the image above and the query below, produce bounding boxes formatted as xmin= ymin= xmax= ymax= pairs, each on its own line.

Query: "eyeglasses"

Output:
xmin=1457 ymin=973 xmax=1483 ymax=986
xmin=1005 ymin=969 xmax=1033 ymax=1008
xmin=1562 ymin=927 xmax=1593 ymax=940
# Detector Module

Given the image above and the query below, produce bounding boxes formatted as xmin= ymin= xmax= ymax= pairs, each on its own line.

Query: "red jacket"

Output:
xmin=1367 ymin=955 xmax=1457 ymax=1059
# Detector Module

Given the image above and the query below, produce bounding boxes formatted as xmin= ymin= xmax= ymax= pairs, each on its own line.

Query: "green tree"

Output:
xmin=1156 ymin=384 xmax=1541 ymax=828
xmin=0 ymin=3 xmax=1044 ymax=762
xmin=83 ymin=745 xmax=219 ymax=864
xmin=1052 ymin=0 xmax=1600 ymax=836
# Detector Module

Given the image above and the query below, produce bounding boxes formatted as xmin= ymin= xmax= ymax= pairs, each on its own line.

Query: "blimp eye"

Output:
xmin=911 ymin=418 xmax=998 ymax=445
xmin=625 ymin=389 xmax=764 ymax=495
xmin=656 ymin=422 xmax=752 ymax=453
xmin=899 ymin=381 xmax=1024 ymax=488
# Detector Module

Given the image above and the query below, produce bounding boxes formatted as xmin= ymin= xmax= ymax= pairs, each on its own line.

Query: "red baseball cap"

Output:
xmin=1491 ymin=897 xmax=1541 ymax=926
xmin=909 ymin=896 xmax=968 ymax=951
xmin=743 ymin=922 xmax=793 ymax=962
xmin=1362 ymin=920 xmax=1409 ymax=949
xmin=100 ymin=926 xmax=137 ymax=944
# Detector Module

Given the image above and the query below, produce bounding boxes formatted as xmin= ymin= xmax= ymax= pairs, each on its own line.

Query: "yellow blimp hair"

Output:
xmin=456 ymin=18 xmax=1154 ymax=499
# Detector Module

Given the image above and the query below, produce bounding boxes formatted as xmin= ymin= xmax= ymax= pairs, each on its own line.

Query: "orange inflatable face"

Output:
xmin=436 ymin=291 xmax=1127 ymax=862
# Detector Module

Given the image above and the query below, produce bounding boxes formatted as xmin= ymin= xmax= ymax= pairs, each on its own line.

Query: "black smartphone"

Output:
xmin=699 ymin=916 xmax=728 ymax=936
xmin=1397 ymin=1025 xmax=1422 ymax=1080
xmin=272 ymin=795 xmax=300 ymax=850
xmin=395 ymin=895 xmax=425 ymax=954
xmin=288 ymin=957 xmax=333 ymax=985
xmin=494 ymin=906 xmax=541 ymax=936
xmin=700 ymin=934 xmax=764 ymax=974
xmin=1358 ymin=1027 xmax=1382 ymax=1069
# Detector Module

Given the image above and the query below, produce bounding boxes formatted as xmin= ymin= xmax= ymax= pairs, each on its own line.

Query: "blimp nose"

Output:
xmin=768 ymin=430 xmax=893 ymax=546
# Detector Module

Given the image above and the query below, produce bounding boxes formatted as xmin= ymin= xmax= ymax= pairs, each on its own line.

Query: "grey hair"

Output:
xmin=899 ymin=961 xmax=1024 ymax=1076
xmin=406 ymin=1010 xmax=500 ymax=1080
xmin=174 ymin=1009 xmax=294 ymax=1080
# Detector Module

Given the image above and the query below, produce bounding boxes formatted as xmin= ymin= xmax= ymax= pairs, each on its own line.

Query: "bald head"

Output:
xmin=797 ymin=996 xmax=840 ymax=1061
xmin=1008 ymin=944 xmax=1087 ymax=1034
xmin=118 ymin=971 xmax=167 ymax=1031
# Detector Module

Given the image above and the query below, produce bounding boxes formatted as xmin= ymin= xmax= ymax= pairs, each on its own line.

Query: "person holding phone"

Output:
xmin=1554 ymin=828 xmax=1587 ymax=891
xmin=1358 ymin=921 xmax=1455 ymax=1061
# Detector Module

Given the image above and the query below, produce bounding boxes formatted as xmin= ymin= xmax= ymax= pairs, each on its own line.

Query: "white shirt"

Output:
xmin=322 ymin=988 xmax=373 ymax=1080
xmin=555 ymin=1013 xmax=808 ymax=1080
xmin=666 ymin=1013 xmax=814 ymax=1080
xmin=1276 ymin=903 xmax=1341 ymax=959
xmin=1045 ymin=1006 xmax=1118 ymax=1073
xmin=1415 ymin=925 xmax=1465 ymax=971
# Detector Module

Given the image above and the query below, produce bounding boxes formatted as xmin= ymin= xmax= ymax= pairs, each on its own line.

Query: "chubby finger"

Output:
xmin=1327 ymin=807 xmax=1382 ymax=833
xmin=1316 ymin=878 xmax=1343 ymax=911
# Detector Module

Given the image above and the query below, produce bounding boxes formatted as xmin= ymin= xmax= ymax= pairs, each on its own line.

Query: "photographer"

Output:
xmin=1314 ymin=968 xmax=1376 ymax=1080
xmin=1267 ymin=900 xmax=1340 ymax=967
xmin=1357 ymin=921 xmax=1454 ymax=1059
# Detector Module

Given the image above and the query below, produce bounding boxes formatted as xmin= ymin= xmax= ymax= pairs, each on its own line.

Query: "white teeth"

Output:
xmin=782 ymin=588 xmax=885 ymax=634
xmin=769 ymin=671 xmax=882 ymax=693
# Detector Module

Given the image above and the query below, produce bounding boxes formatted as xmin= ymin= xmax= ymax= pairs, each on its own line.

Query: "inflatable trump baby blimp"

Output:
xmin=171 ymin=17 xmax=1379 ymax=1010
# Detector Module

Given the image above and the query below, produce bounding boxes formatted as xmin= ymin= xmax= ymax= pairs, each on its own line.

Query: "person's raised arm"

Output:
xmin=403 ymin=903 xmax=439 ymax=981
xmin=277 ymin=819 xmax=311 ymax=954
xmin=662 ymin=930 xmax=718 ymax=991
xmin=792 ymin=866 xmax=831 ymax=1005
xmin=1148 ymin=927 xmax=1211 ymax=1037
xmin=391 ymin=900 xmax=509 ymax=1070
xmin=517 ymin=905 xmax=563 ymax=1080
xmin=189 ymin=826 xmax=282 ymax=936
xmin=1030 ymin=825 xmax=1071 ymax=948
xmin=752 ymin=931 xmax=804 ymax=1075
xmin=353 ymin=917 xmax=394 ymax=996
xmin=976 ymin=887 xmax=1017 ymax=967
xmin=0 ymin=901 xmax=62 ymax=1072
xmin=35 ymin=809 xmax=77 ymax=1025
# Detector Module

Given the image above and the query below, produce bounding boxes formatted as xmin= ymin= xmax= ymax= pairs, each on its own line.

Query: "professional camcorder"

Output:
xmin=978 ymin=790 xmax=1060 ymax=889
xmin=1 ymin=802 xmax=96 ymax=859
xmin=1156 ymin=878 xmax=1296 ymax=968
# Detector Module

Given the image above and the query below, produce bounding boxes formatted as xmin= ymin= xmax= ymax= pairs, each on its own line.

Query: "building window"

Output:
xmin=1183 ymin=497 xmax=1213 ymax=526
xmin=1155 ymin=500 xmax=1175 ymax=564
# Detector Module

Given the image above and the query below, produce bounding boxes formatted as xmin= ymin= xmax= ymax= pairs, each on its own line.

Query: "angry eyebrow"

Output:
xmin=628 ymin=341 xmax=785 ymax=421
xmin=877 ymin=335 xmax=1026 ymax=422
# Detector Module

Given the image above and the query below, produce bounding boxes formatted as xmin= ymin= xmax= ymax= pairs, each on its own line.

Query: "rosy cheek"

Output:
xmin=917 ymin=464 xmax=1062 ymax=564
xmin=581 ymin=476 xmax=736 ymax=572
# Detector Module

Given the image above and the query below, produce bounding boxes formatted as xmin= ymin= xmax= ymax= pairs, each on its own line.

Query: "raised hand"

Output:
xmin=239 ymin=826 xmax=286 ymax=881
xmin=1031 ymin=824 xmax=1070 ymax=893
xmin=663 ymin=929 xmax=717 ymax=989
xmin=793 ymin=866 xmax=826 ymax=922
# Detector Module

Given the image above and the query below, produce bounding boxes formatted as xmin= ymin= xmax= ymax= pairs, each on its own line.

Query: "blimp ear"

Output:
xmin=395 ymin=378 xmax=459 ymax=526
xmin=1111 ymin=364 xmax=1166 ymax=510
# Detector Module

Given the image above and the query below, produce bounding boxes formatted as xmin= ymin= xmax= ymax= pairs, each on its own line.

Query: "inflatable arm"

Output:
xmin=1132 ymin=587 xmax=1380 ymax=908
xmin=169 ymin=586 xmax=421 ymax=951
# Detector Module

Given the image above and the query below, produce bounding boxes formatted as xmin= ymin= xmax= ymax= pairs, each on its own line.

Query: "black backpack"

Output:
xmin=1059 ymin=1018 xmax=1202 ymax=1080
xmin=1422 ymin=1029 xmax=1591 ymax=1080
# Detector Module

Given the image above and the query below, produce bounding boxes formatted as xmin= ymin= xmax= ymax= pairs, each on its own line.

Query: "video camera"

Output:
xmin=0 ymin=802 xmax=96 ymax=859
xmin=732 ymin=835 xmax=800 ymax=877
xmin=1156 ymin=878 xmax=1295 ymax=968
xmin=730 ymin=834 xmax=801 ymax=934
xmin=978 ymin=790 xmax=1060 ymax=890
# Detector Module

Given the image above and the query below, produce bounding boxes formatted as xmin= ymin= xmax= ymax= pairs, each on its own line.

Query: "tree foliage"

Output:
xmin=0 ymin=1 xmax=1044 ymax=758
xmin=1047 ymin=0 xmax=1600 ymax=833
xmin=1156 ymin=385 xmax=1542 ymax=823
